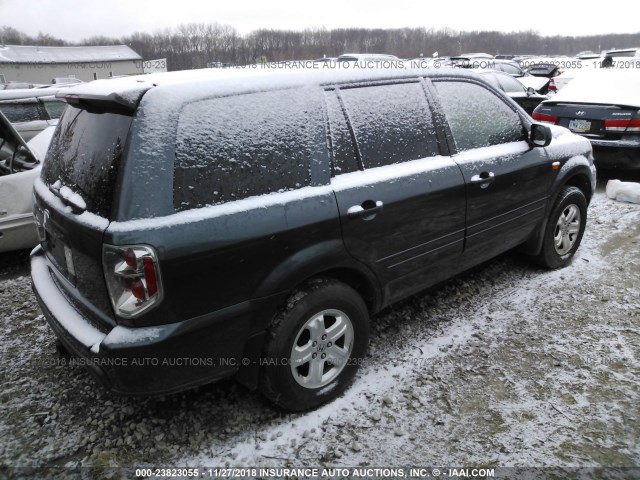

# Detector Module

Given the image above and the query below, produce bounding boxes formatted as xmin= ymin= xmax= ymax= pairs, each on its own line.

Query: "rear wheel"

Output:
xmin=535 ymin=186 xmax=587 ymax=269
xmin=260 ymin=278 xmax=369 ymax=411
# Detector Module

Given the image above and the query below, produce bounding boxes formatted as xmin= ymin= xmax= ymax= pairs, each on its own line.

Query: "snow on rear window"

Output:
xmin=173 ymin=87 xmax=326 ymax=211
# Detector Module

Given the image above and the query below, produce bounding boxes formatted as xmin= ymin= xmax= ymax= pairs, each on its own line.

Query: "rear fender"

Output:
xmin=252 ymin=239 xmax=381 ymax=323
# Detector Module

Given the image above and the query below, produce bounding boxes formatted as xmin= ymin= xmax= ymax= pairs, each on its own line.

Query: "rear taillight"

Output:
xmin=548 ymin=78 xmax=557 ymax=92
xmin=604 ymin=117 xmax=640 ymax=133
xmin=532 ymin=112 xmax=558 ymax=124
xmin=103 ymin=245 xmax=163 ymax=319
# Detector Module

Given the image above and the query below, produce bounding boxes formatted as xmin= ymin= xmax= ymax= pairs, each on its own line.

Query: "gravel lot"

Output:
xmin=1 ymin=172 xmax=639 ymax=478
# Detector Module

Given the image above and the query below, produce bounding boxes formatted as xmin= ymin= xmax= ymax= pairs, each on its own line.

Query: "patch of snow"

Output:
xmin=58 ymin=185 xmax=87 ymax=211
xmin=453 ymin=141 xmax=531 ymax=165
xmin=606 ymin=179 xmax=640 ymax=204
xmin=108 ymin=184 xmax=334 ymax=232
xmin=331 ymin=155 xmax=455 ymax=190
xmin=545 ymin=69 xmax=640 ymax=107
xmin=102 ymin=325 xmax=163 ymax=346
xmin=33 ymin=178 xmax=109 ymax=231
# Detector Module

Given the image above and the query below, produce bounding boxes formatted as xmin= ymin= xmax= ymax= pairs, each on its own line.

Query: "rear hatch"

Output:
xmin=534 ymin=103 xmax=640 ymax=140
xmin=33 ymin=103 xmax=134 ymax=329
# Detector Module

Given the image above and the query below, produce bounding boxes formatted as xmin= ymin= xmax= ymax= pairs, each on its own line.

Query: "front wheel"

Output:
xmin=535 ymin=186 xmax=587 ymax=269
xmin=260 ymin=278 xmax=369 ymax=411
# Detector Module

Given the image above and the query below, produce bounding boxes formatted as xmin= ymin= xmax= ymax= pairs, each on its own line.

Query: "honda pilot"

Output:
xmin=31 ymin=67 xmax=596 ymax=410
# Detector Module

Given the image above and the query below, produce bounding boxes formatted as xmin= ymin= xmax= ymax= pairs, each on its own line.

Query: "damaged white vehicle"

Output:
xmin=0 ymin=111 xmax=55 ymax=253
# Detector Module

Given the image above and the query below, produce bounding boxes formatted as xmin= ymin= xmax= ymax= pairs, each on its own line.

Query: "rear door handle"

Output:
xmin=347 ymin=200 xmax=384 ymax=219
xmin=470 ymin=171 xmax=495 ymax=188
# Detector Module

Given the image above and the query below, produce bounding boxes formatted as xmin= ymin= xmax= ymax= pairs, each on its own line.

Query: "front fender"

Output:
xmin=521 ymin=127 xmax=595 ymax=256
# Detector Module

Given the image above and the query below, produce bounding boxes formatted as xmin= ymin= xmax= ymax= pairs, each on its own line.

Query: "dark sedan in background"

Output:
xmin=533 ymin=70 xmax=640 ymax=169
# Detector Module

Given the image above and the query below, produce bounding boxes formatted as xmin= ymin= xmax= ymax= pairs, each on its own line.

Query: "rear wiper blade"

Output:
xmin=49 ymin=181 xmax=87 ymax=214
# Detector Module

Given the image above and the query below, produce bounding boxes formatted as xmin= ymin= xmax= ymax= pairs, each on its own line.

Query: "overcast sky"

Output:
xmin=1 ymin=0 xmax=638 ymax=41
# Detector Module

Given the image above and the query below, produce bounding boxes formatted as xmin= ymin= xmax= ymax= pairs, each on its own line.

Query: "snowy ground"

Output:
xmin=0 ymin=172 xmax=639 ymax=478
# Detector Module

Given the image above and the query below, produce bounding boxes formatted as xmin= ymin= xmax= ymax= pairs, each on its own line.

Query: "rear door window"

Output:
xmin=339 ymin=82 xmax=439 ymax=168
xmin=174 ymin=88 xmax=326 ymax=211
xmin=42 ymin=105 xmax=133 ymax=218
xmin=433 ymin=81 xmax=525 ymax=152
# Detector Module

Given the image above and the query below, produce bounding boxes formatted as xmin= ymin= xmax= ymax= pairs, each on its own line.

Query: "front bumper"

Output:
xmin=31 ymin=246 xmax=255 ymax=395
xmin=590 ymin=138 xmax=640 ymax=170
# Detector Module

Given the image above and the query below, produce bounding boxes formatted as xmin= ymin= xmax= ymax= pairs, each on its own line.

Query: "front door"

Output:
xmin=432 ymin=79 xmax=556 ymax=263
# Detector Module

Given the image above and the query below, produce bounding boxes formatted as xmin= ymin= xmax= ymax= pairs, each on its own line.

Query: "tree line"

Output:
xmin=2 ymin=24 xmax=639 ymax=71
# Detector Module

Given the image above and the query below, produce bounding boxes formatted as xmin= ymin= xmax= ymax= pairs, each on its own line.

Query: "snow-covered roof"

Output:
xmin=0 ymin=45 xmax=142 ymax=64
xmin=62 ymin=65 xmax=481 ymax=101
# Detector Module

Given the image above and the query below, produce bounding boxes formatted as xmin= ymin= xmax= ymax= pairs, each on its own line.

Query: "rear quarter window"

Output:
xmin=174 ymin=87 xmax=327 ymax=211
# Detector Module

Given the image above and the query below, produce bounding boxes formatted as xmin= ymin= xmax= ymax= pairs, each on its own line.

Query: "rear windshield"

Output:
xmin=42 ymin=105 xmax=132 ymax=218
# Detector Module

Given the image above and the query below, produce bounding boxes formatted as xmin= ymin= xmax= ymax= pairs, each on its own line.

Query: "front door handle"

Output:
xmin=347 ymin=200 xmax=384 ymax=219
xmin=470 ymin=171 xmax=495 ymax=188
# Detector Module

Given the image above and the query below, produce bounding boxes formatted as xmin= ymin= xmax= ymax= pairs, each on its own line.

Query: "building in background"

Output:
xmin=0 ymin=45 xmax=143 ymax=84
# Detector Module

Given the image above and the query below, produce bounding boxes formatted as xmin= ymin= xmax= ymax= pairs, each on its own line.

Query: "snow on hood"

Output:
xmin=544 ymin=124 xmax=593 ymax=163
xmin=544 ymin=69 xmax=640 ymax=107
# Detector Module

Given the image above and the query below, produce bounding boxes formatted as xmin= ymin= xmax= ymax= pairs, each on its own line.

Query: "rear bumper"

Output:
xmin=31 ymin=245 xmax=258 ymax=395
xmin=590 ymin=139 xmax=640 ymax=170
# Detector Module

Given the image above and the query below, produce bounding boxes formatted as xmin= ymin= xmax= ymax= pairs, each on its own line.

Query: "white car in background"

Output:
xmin=0 ymin=111 xmax=56 ymax=253
xmin=533 ymin=69 xmax=640 ymax=170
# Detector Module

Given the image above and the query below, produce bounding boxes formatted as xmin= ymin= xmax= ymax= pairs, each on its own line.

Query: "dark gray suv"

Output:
xmin=31 ymin=67 xmax=595 ymax=410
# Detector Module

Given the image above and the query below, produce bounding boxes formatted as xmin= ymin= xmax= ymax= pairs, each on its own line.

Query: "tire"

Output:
xmin=535 ymin=186 xmax=587 ymax=269
xmin=260 ymin=278 xmax=369 ymax=411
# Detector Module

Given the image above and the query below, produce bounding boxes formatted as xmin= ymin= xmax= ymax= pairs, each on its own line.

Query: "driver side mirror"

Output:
xmin=530 ymin=123 xmax=552 ymax=148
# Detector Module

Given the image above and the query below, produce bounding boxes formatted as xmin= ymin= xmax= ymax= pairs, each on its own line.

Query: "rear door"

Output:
xmin=431 ymin=79 xmax=556 ymax=264
xmin=327 ymin=81 xmax=466 ymax=303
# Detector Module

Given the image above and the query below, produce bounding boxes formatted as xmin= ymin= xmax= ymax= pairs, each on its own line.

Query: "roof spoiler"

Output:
xmin=57 ymin=84 xmax=152 ymax=114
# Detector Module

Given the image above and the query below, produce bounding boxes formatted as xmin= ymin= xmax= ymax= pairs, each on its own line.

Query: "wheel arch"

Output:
xmin=237 ymin=247 xmax=381 ymax=391
xmin=520 ymin=161 xmax=594 ymax=256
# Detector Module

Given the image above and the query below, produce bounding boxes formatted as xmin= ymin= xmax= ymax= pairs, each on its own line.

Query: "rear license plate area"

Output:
xmin=568 ymin=118 xmax=604 ymax=136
